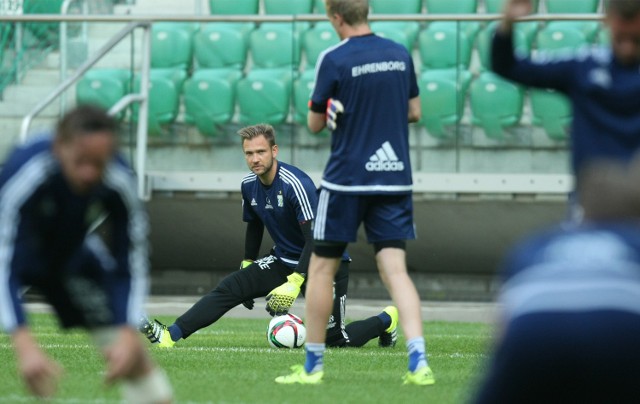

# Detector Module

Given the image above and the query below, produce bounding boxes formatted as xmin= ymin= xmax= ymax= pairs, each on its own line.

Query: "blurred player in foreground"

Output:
xmin=140 ymin=124 xmax=399 ymax=349
xmin=473 ymin=157 xmax=640 ymax=403
xmin=276 ymin=0 xmax=434 ymax=386
xmin=492 ymin=0 xmax=640 ymax=217
xmin=0 ymin=105 xmax=172 ymax=402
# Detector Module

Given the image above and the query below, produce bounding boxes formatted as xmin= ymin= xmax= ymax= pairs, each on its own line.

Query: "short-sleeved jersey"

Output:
xmin=0 ymin=136 xmax=149 ymax=333
xmin=241 ymin=161 xmax=316 ymax=268
xmin=311 ymin=34 xmax=419 ymax=195
xmin=499 ymin=223 xmax=640 ymax=322
xmin=492 ymin=32 xmax=640 ymax=177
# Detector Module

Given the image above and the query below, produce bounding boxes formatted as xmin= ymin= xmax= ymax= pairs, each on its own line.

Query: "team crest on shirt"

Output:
xmin=265 ymin=197 xmax=273 ymax=209
xmin=277 ymin=191 xmax=284 ymax=207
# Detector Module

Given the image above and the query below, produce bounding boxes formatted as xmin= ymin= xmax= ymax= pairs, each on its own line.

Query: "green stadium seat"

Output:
xmin=418 ymin=24 xmax=473 ymax=69
xmin=484 ymin=0 xmax=539 ymax=13
xmin=546 ymin=0 xmax=600 ymax=42
xmin=530 ymin=89 xmax=571 ymax=141
xmin=194 ymin=24 xmax=247 ymax=69
xmin=236 ymin=70 xmax=292 ymax=125
xmin=476 ymin=21 xmax=533 ymax=70
xmin=369 ymin=0 xmax=422 ymax=48
xmin=370 ymin=22 xmax=420 ymax=51
xmin=250 ymin=25 xmax=302 ymax=69
xmin=264 ymin=0 xmax=313 ymax=14
xmin=76 ymin=69 xmax=131 ymax=120
xmin=426 ymin=0 xmax=476 ymax=13
xmin=418 ymin=69 xmax=471 ymax=139
xmin=209 ymin=0 xmax=259 ymax=14
xmin=425 ymin=0 xmax=480 ymax=39
xmin=546 ymin=0 xmax=599 ymax=13
xmin=371 ymin=0 xmax=422 ymax=13
xmin=150 ymin=68 xmax=188 ymax=93
xmin=184 ymin=69 xmax=243 ymax=137
xmin=314 ymin=0 xmax=326 ymax=14
xmin=536 ymin=24 xmax=589 ymax=54
xmin=151 ymin=24 xmax=193 ymax=70
xmin=293 ymin=69 xmax=316 ymax=124
xmin=153 ymin=22 xmax=200 ymax=37
xmin=23 ymin=0 xmax=64 ymax=45
xmin=470 ymin=72 xmax=524 ymax=139
xmin=132 ymin=75 xmax=180 ymax=135
xmin=303 ymin=22 xmax=340 ymax=69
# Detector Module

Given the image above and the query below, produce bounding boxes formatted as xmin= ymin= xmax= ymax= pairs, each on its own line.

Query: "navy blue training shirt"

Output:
xmin=310 ymin=34 xmax=419 ymax=195
xmin=241 ymin=161 xmax=316 ymax=268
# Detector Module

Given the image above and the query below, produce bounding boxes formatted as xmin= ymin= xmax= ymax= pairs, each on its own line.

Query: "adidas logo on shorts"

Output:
xmin=365 ymin=141 xmax=405 ymax=172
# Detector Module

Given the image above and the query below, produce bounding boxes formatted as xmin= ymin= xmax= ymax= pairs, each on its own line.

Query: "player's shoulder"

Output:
xmin=241 ymin=172 xmax=258 ymax=186
xmin=1 ymin=134 xmax=55 ymax=177
xmin=278 ymin=162 xmax=314 ymax=184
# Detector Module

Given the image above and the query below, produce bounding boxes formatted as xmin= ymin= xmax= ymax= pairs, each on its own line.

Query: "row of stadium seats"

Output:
xmin=76 ymin=66 xmax=571 ymax=141
xmin=150 ymin=20 xmax=609 ymax=73
xmin=206 ymin=0 xmax=603 ymax=15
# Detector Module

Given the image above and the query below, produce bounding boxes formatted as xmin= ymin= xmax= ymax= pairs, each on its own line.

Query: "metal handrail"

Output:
xmin=0 ymin=13 xmax=605 ymax=23
xmin=19 ymin=21 xmax=152 ymax=200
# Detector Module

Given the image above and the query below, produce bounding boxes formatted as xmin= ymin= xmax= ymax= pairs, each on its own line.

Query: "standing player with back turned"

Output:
xmin=493 ymin=0 xmax=640 ymax=214
xmin=0 ymin=105 xmax=172 ymax=403
xmin=140 ymin=124 xmax=400 ymax=350
xmin=276 ymin=0 xmax=435 ymax=386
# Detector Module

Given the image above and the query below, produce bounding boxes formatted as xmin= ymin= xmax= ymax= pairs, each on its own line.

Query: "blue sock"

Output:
xmin=304 ymin=343 xmax=325 ymax=374
xmin=377 ymin=311 xmax=392 ymax=329
xmin=168 ymin=324 xmax=183 ymax=342
xmin=406 ymin=337 xmax=428 ymax=372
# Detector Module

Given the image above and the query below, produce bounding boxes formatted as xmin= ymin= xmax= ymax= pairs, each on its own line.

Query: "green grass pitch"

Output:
xmin=0 ymin=314 xmax=492 ymax=403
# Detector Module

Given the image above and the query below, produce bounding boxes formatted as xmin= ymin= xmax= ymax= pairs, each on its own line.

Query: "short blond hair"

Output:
xmin=325 ymin=0 xmax=369 ymax=26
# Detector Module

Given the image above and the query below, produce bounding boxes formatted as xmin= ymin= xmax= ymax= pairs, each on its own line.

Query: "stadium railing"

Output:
xmin=0 ymin=11 xmax=603 ymax=200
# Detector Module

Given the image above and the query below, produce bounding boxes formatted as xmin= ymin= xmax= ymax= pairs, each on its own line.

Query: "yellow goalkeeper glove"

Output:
xmin=240 ymin=260 xmax=255 ymax=310
xmin=265 ymin=272 xmax=305 ymax=316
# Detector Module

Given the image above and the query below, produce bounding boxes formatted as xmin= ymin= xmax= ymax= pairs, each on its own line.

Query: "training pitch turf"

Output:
xmin=0 ymin=314 xmax=492 ymax=403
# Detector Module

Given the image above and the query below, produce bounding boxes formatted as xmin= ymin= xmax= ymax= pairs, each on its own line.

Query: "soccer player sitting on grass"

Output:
xmin=140 ymin=124 xmax=399 ymax=349
xmin=473 ymin=157 xmax=640 ymax=404
xmin=0 ymin=105 xmax=173 ymax=403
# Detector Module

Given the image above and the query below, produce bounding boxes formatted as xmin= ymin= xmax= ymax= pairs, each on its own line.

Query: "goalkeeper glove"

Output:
xmin=326 ymin=98 xmax=344 ymax=131
xmin=239 ymin=260 xmax=255 ymax=310
xmin=265 ymin=272 xmax=305 ymax=316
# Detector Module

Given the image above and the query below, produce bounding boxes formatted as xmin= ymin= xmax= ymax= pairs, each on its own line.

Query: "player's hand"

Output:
xmin=239 ymin=260 xmax=255 ymax=310
xmin=501 ymin=0 xmax=533 ymax=32
xmin=14 ymin=328 xmax=63 ymax=398
xmin=265 ymin=272 xmax=305 ymax=316
xmin=103 ymin=327 xmax=147 ymax=384
xmin=326 ymin=98 xmax=344 ymax=131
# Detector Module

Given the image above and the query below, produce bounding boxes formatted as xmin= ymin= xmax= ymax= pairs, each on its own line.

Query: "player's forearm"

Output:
xmin=307 ymin=111 xmax=326 ymax=134
xmin=12 ymin=326 xmax=38 ymax=354
xmin=244 ymin=220 xmax=264 ymax=260
xmin=408 ymin=96 xmax=421 ymax=123
xmin=295 ymin=221 xmax=314 ymax=277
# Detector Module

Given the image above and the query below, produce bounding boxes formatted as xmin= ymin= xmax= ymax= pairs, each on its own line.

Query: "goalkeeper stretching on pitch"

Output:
xmin=140 ymin=124 xmax=398 ymax=349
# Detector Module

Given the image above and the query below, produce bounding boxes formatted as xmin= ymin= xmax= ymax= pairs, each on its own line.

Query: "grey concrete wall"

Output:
xmin=146 ymin=195 xmax=566 ymax=300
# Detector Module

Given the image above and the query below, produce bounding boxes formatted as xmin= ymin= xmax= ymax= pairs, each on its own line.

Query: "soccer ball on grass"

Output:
xmin=267 ymin=313 xmax=306 ymax=348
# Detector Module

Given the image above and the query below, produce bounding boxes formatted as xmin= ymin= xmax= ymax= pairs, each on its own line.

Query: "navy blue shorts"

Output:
xmin=313 ymin=189 xmax=415 ymax=243
xmin=473 ymin=310 xmax=640 ymax=404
